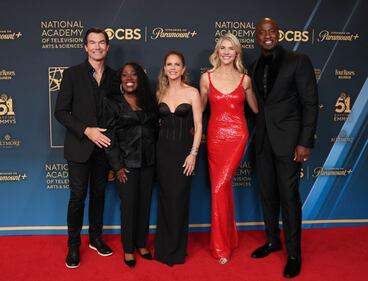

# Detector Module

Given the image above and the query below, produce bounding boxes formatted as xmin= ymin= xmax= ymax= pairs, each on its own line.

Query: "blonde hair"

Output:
xmin=209 ymin=33 xmax=245 ymax=73
xmin=157 ymin=51 xmax=189 ymax=101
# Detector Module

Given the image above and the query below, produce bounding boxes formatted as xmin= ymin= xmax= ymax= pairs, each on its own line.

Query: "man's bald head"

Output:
xmin=255 ymin=18 xmax=280 ymax=54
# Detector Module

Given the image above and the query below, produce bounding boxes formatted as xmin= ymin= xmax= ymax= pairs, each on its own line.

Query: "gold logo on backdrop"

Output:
xmin=48 ymin=67 xmax=67 ymax=148
xmin=214 ymin=21 xmax=255 ymax=49
xmin=279 ymin=30 xmax=309 ymax=42
xmin=0 ymin=172 xmax=27 ymax=181
xmin=0 ymin=94 xmax=16 ymax=125
xmin=312 ymin=167 xmax=352 ymax=177
xmin=0 ymin=29 xmax=22 ymax=40
xmin=0 ymin=70 xmax=16 ymax=80
xmin=0 ymin=133 xmax=21 ymax=148
xmin=334 ymin=92 xmax=352 ymax=122
xmin=49 ymin=67 xmax=67 ymax=92
xmin=151 ymin=27 xmax=197 ymax=40
xmin=335 ymin=69 xmax=356 ymax=80
xmin=317 ymin=31 xmax=359 ymax=42
xmin=0 ymin=95 xmax=15 ymax=115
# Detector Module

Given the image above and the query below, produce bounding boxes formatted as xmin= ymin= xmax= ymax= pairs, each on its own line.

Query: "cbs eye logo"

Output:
xmin=105 ymin=28 xmax=142 ymax=40
xmin=279 ymin=30 xmax=309 ymax=42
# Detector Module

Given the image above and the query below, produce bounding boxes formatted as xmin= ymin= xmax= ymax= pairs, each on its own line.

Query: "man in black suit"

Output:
xmin=55 ymin=28 xmax=116 ymax=268
xmin=250 ymin=18 xmax=318 ymax=278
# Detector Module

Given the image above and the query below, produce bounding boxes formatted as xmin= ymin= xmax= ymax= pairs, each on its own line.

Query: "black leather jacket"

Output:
xmin=102 ymin=94 xmax=158 ymax=171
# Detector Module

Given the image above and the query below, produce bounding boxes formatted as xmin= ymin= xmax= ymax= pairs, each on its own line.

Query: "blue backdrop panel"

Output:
xmin=0 ymin=0 xmax=367 ymax=235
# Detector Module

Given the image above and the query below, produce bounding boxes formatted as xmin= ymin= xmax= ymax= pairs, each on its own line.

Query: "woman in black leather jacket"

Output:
xmin=103 ymin=62 xmax=157 ymax=268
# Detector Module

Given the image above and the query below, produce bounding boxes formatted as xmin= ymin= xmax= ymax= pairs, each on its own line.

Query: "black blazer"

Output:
xmin=250 ymin=46 xmax=319 ymax=156
xmin=54 ymin=61 xmax=116 ymax=162
xmin=102 ymin=94 xmax=157 ymax=171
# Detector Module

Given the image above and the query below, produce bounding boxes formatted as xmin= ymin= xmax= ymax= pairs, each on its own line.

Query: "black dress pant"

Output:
xmin=67 ymin=148 xmax=109 ymax=246
xmin=256 ymin=132 xmax=302 ymax=260
xmin=116 ymin=166 xmax=154 ymax=253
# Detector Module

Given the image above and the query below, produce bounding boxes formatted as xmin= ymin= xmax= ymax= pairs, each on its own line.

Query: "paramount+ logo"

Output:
xmin=105 ymin=28 xmax=142 ymax=40
xmin=279 ymin=30 xmax=309 ymax=42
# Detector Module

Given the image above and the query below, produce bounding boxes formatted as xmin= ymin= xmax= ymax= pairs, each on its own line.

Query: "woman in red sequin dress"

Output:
xmin=200 ymin=33 xmax=258 ymax=264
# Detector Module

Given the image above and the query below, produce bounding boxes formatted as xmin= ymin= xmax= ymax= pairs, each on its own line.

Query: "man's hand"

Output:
xmin=84 ymin=127 xmax=111 ymax=148
xmin=294 ymin=145 xmax=311 ymax=163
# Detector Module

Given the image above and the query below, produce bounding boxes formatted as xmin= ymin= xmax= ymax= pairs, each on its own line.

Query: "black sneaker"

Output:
xmin=65 ymin=246 xmax=80 ymax=269
xmin=89 ymin=238 xmax=113 ymax=256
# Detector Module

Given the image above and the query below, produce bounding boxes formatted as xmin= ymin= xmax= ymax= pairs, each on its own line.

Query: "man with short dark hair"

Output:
xmin=250 ymin=18 xmax=318 ymax=278
xmin=55 ymin=27 xmax=116 ymax=268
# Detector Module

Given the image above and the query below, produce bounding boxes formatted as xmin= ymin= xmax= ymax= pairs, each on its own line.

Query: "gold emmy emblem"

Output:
xmin=335 ymin=93 xmax=351 ymax=114
xmin=48 ymin=67 xmax=67 ymax=92
xmin=0 ymin=94 xmax=15 ymax=116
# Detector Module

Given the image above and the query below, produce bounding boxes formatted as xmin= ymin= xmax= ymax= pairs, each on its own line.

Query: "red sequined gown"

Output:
xmin=207 ymin=72 xmax=248 ymax=259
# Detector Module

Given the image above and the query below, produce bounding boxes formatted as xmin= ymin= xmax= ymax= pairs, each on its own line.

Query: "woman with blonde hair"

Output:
xmin=154 ymin=51 xmax=202 ymax=266
xmin=200 ymin=33 xmax=258 ymax=264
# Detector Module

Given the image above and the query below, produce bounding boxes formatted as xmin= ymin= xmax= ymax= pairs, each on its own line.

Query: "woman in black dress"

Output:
xmin=103 ymin=63 xmax=157 ymax=267
xmin=154 ymin=51 xmax=203 ymax=266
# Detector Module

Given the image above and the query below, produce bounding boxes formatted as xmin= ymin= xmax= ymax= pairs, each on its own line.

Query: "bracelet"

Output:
xmin=190 ymin=146 xmax=198 ymax=156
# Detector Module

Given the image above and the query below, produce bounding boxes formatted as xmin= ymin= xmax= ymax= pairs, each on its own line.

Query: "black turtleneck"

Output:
xmin=255 ymin=45 xmax=285 ymax=100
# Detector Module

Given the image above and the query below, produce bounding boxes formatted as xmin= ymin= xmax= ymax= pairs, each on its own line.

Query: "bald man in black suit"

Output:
xmin=249 ymin=18 xmax=318 ymax=278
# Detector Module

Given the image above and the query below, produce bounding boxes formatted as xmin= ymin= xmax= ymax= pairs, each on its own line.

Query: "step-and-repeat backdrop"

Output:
xmin=1 ymin=0 xmax=367 ymax=235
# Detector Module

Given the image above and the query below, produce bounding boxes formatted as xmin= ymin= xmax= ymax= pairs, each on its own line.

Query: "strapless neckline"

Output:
xmin=158 ymin=102 xmax=192 ymax=114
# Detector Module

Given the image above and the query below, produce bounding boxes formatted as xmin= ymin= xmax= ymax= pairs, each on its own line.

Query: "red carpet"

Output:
xmin=1 ymin=227 xmax=367 ymax=281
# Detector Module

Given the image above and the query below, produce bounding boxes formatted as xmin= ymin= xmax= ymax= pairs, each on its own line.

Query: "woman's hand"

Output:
xmin=183 ymin=154 xmax=196 ymax=176
xmin=116 ymin=168 xmax=130 ymax=183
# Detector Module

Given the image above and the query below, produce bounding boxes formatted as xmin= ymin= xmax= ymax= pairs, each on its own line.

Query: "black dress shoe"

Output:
xmin=251 ymin=242 xmax=282 ymax=258
xmin=65 ymin=246 xmax=80 ymax=269
xmin=124 ymin=258 xmax=136 ymax=268
xmin=284 ymin=256 xmax=301 ymax=278
xmin=89 ymin=238 xmax=113 ymax=256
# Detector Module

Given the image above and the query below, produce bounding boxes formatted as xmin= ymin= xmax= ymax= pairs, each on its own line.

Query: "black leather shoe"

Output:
xmin=65 ymin=246 xmax=80 ymax=269
xmin=251 ymin=242 xmax=282 ymax=258
xmin=89 ymin=238 xmax=113 ymax=256
xmin=284 ymin=256 xmax=301 ymax=278
xmin=124 ymin=258 xmax=136 ymax=268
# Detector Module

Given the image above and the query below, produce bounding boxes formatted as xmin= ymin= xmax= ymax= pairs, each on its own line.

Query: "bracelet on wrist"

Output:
xmin=190 ymin=147 xmax=198 ymax=156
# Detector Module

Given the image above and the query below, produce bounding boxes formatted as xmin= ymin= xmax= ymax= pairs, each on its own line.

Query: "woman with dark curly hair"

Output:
xmin=103 ymin=62 xmax=158 ymax=268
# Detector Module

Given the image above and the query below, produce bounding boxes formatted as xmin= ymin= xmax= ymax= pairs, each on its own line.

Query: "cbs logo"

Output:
xmin=279 ymin=30 xmax=309 ymax=42
xmin=105 ymin=28 xmax=142 ymax=40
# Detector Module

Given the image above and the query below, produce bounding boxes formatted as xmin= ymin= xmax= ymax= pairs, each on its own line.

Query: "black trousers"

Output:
xmin=116 ymin=166 xmax=154 ymax=253
xmin=67 ymin=148 xmax=109 ymax=246
xmin=256 ymin=132 xmax=302 ymax=260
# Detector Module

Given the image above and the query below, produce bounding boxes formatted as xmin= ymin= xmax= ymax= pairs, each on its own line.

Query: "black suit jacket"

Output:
xmin=102 ymin=94 xmax=158 ymax=171
xmin=250 ymin=46 xmax=318 ymax=156
xmin=54 ymin=61 xmax=116 ymax=162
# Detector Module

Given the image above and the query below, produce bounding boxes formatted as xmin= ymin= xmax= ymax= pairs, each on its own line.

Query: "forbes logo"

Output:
xmin=279 ymin=30 xmax=309 ymax=42
xmin=105 ymin=28 xmax=142 ymax=40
